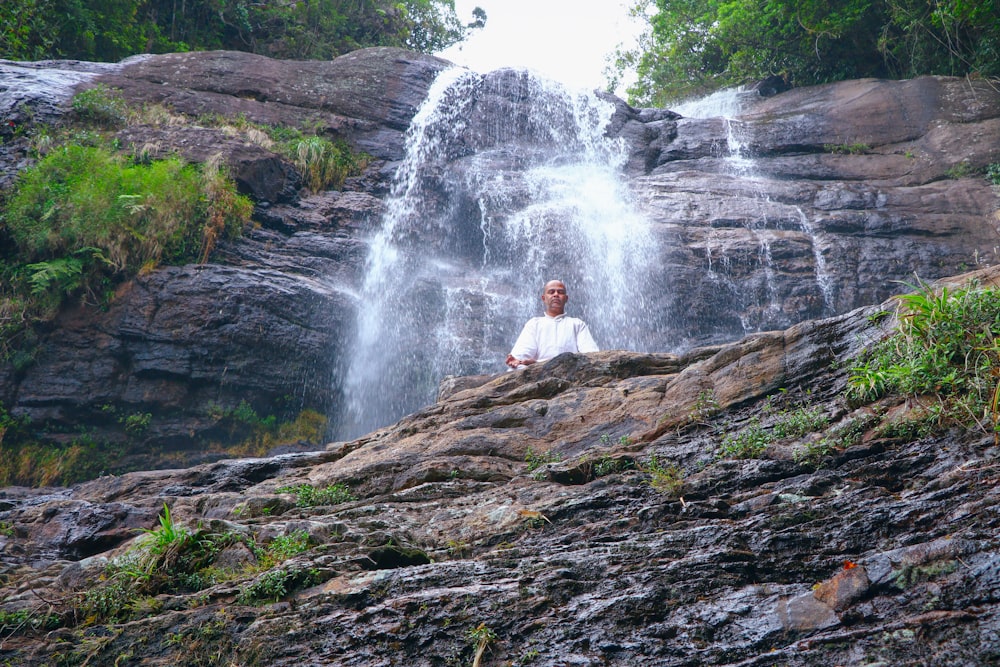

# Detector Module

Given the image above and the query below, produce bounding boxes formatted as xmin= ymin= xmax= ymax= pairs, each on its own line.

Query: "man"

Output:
xmin=506 ymin=280 xmax=599 ymax=369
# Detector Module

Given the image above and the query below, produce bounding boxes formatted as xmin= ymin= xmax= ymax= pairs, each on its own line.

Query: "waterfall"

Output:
xmin=337 ymin=68 xmax=664 ymax=438
xmin=676 ymin=87 xmax=834 ymax=333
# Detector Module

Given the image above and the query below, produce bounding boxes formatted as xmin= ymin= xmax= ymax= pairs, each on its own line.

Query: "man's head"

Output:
xmin=541 ymin=280 xmax=568 ymax=317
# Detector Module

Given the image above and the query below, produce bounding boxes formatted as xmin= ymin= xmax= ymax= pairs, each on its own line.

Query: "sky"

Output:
xmin=435 ymin=0 xmax=645 ymax=94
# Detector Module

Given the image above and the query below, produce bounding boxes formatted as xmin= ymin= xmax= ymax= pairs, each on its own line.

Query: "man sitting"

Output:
xmin=506 ymin=280 xmax=599 ymax=369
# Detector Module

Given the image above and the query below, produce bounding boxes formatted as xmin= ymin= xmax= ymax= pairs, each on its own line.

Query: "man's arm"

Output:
xmin=576 ymin=321 xmax=599 ymax=353
xmin=507 ymin=318 xmax=539 ymax=368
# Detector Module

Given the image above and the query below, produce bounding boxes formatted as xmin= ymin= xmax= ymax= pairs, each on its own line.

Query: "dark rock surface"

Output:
xmin=0 ymin=268 xmax=997 ymax=665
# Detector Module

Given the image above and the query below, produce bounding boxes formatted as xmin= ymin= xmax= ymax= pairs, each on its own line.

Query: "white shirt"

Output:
xmin=509 ymin=314 xmax=599 ymax=366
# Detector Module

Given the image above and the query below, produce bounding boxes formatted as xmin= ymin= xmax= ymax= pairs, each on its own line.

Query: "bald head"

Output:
xmin=541 ymin=280 xmax=568 ymax=317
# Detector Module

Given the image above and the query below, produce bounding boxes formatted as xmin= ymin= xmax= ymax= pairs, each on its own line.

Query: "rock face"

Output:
xmin=0 ymin=49 xmax=999 ymax=461
xmin=0 ymin=267 xmax=998 ymax=665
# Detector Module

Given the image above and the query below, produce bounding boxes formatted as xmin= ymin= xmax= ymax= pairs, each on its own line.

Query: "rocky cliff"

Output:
xmin=0 ymin=264 xmax=998 ymax=665
xmin=0 ymin=50 xmax=999 ymax=663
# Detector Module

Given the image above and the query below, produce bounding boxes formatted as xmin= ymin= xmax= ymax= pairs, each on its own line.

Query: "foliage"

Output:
xmin=275 ymin=482 xmax=357 ymax=507
xmin=945 ymin=160 xmax=978 ymax=179
xmin=70 ymin=84 xmax=129 ymax=128
xmin=140 ymin=503 xmax=190 ymax=553
xmin=525 ymin=446 xmax=561 ymax=477
xmin=846 ymin=279 xmax=1000 ymax=436
xmin=293 ymin=135 xmax=370 ymax=192
xmin=720 ymin=416 xmax=771 ymax=458
xmin=0 ymin=430 xmax=129 ymax=487
xmin=1 ymin=137 xmax=252 ymax=318
xmin=793 ymin=412 xmax=880 ymax=466
xmin=0 ymin=0 xmax=483 ymax=62
xmin=619 ymin=0 xmax=1000 ymax=106
xmin=641 ymin=454 xmax=684 ymax=497
xmin=720 ymin=396 xmax=829 ymax=459
xmin=592 ymin=455 xmax=633 ymax=477
xmin=235 ymin=566 xmax=320 ymax=605
xmin=987 ymin=163 xmax=1000 ymax=185
xmin=467 ymin=622 xmax=498 ymax=667
xmin=824 ymin=143 xmax=871 ymax=155
xmin=0 ymin=609 xmax=60 ymax=635
xmin=80 ymin=511 xmax=317 ymax=622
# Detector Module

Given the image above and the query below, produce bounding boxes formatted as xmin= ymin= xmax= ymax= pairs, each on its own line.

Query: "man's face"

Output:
xmin=542 ymin=281 xmax=568 ymax=316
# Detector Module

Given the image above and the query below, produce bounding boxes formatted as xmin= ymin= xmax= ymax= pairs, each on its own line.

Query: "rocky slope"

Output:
xmin=0 ymin=266 xmax=998 ymax=665
xmin=2 ymin=49 xmax=999 ymax=457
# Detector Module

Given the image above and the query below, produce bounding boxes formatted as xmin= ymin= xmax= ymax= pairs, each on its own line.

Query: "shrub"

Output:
xmin=847 ymin=279 xmax=1000 ymax=435
xmin=236 ymin=566 xmax=320 ymax=605
xmin=641 ymin=454 xmax=684 ymax=497
xmin=4 ymin=144 xmax=250 ymax=273
xmin=987 ymin=162 xmax=1000 ymax=185
xmin=71 ymin=85 xmax=129 ymax=129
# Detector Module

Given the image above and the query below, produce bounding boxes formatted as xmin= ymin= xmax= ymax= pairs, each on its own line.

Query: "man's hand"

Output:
xmin=506 ymin=354 xmax=536 ymax=368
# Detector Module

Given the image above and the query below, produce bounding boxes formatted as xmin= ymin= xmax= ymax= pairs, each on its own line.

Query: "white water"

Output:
xmin=337 ymin=67 xmax=663 ymax=438
xmin=678 ymin=87 xmax=835 ymax=332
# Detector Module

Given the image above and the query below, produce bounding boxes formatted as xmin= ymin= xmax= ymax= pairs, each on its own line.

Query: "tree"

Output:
xmin=618 ymin=0 xmax=1000 ymax=107
xmin=0 ymin=0 xmax=485 ymax=63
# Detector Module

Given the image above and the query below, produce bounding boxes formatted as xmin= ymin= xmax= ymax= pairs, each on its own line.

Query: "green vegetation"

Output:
xmin=824 ymin=143 xmax=871 ymax=155
xmin=197 ymin=117 xmax=371 ymax=192
xmin=641 ymin=454 xmax=685 ymax=497
xmin=0 ymin=609 xmax=60 ymax=635
xmin=525 ymin=446 xmax=561 ymax=479
xmin=0 ymin=94 xmax=253 ymax=361
xmin=720 ymin=397 xmax=829 ymax=459
xmin=847 ymin=279 xmax=1000 ymax=436
xmin=0 ymin=0 xmax=485 ymax=63
xmin=592 ymin=454 xmax=633 ymax=477
xmin=987 ymin=163 xmax=1000 ymax=185
xmin=236 ymin=566 xmax=321 ymax=605
xmin=467 ymin=622 xmax=498 ymax=667
xmin=275 ymin=482 xmax=357 ymax=507
xmin=945 ymin=160 xmax=978 ymax=179
xmin=293 ymin=135 xmax=370 ymax=192
xmin=80 ymin=505 xmax=320 ymax=622
xmin=793 ymin=412 xmax=880 ymax=466
xmin=618 ymin=0 xmax=1000 ymax=106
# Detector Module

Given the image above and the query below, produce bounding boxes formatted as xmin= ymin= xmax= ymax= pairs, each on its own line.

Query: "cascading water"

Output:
xmin=676 ymin=87 xmax=836 ymax=333
xmin=337 ymin=68 xmax=665 ymax=438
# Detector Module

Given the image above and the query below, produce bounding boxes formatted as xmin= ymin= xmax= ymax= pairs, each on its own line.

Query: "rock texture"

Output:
xmin=0 ymin=49 xmax=999 ymax=464
xmin=0 ymin=267 xmax=998 ymax=665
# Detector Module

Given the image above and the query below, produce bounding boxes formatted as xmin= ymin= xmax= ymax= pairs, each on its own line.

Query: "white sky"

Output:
xmin=436 ymin=0 xmax=644 ymax=94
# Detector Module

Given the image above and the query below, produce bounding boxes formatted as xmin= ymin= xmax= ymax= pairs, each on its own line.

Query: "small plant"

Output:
xmin=258 ymin=530 xmax=312 ymax=568
xmin=446 ymin=538 xmax=470 ymax=558
xmin=592 ymin=455 xmax=632 ymax=477
xmin=0 ymin=609 xmax=60 ymax=635
xmin=121 ymin=411 xmax=152 ymax=435
xmin=641 ymin=454 xmax=684 ymax=497
xmin=467 ymin=622 xmax=498 ymax=667
xmin=793 ymin=413 xmax=879 ymax=467
xmin=525 ymin=447 xmax=561 ymax=479
xmin=0 ymin=521 xmax=13 ymax=537
xmin=771 ymin=405 xmax=829 ymax=439
xmin=71 ymin=85 xmax=129 ymax=128
xmin=236 ymin=566 xmax=320 ymax=605
xmin=987 ymin=162 xmax=1000 ymax=185
xmin=720 ymin=416 xmax=770 ymax=458
xmin=275 ymin=482 xmax=356 ymax=507
xmin=141 ymin=503 xmax=189 ymax=553
xmin=824 ymin=142 xmax=870 ymax=155
xmin=945 ymin=160 xmax=977 ymax=179
xmin=687 ymin=389 xmax=721 ymax=424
